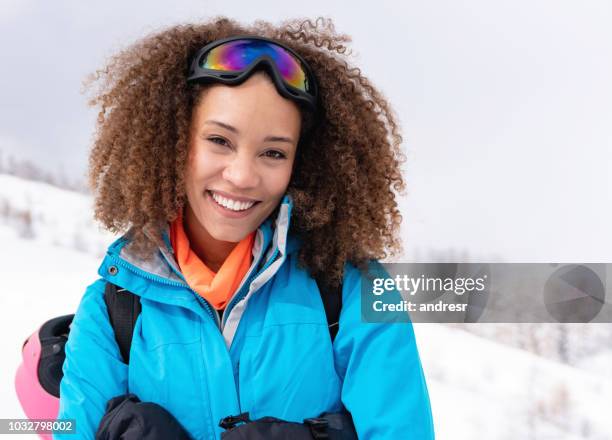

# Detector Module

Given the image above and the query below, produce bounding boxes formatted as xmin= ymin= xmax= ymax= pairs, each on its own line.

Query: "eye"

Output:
xmin=207 ymin=136 xmax=230 ymax=147
xmin=263 ymin=150 xmax=287 ymax=160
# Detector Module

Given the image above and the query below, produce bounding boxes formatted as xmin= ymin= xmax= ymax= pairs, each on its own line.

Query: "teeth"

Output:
xmin=210 ymin=191 xmax=256 ymax=211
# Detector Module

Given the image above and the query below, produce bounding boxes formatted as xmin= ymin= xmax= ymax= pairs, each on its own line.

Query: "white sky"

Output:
xmin=0 ymin=0 xmax=611 ymax=262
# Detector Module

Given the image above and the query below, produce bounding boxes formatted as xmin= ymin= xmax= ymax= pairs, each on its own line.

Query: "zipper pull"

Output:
xmin=219 ymin=412 xmax=251 ymax=430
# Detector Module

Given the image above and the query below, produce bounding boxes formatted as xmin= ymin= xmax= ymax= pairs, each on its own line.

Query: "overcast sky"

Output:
xmin=1 ymin=0 xmax=611 ymax=262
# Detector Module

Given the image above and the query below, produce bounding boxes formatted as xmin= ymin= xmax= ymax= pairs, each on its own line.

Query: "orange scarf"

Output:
xmin=169 ymin=214 xmax=254 ymax=310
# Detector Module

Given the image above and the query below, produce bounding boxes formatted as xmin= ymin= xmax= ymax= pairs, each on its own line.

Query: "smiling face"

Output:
xmin=184 ymin=72 xmax=302 ymax=248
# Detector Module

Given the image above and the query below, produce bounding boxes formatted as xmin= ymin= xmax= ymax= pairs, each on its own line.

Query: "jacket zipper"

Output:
xmin=218 ymin=228 xmax=268 ymax=327
xmin=155 ymin=251 xmax=222 ymax=329
xmin=221 ymin=246 xmax=280 ymax=328
xmin=108 ymin=253 xmax=220 ymax=328
xmin=216 ymin=245 xmax=281 ymax=414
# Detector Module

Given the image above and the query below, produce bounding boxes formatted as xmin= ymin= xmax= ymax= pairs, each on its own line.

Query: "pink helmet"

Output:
xmin=15 ymin=315 xmax=73 ymax=440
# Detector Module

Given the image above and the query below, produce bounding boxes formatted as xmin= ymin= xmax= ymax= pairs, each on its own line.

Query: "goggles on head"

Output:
xmin=187 ymin=36 xmax=318 ymax=111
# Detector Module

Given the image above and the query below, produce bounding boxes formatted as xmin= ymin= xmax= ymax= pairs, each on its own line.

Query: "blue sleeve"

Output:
xmin=333 ymin=262 xmax=435 ymax=439
xmin=54 ymin=279 xmax=128 ymax=440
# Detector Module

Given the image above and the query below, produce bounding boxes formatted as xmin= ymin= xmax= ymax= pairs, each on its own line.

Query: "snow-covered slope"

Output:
xmin=415 ymin=324 xmax=612 ymax=439
xmin=1 ymin=173 xmax=611 ymax=439
xmin=1 ymin=224 xmax=105 ymax=440
xmin=0 ymin=173 xmax=114 ymax=257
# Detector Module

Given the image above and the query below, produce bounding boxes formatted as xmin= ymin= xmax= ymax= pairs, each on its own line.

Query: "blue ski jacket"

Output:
xmin=55 ymin=195 xmax=434 ymax=439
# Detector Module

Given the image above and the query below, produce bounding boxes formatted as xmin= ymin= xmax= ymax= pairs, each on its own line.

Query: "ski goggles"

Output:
xmin=187 ymin=36 xmax=318 ymax=111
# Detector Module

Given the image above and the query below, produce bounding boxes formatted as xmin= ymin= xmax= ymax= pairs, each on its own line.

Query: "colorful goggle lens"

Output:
xmin=201 ymin=39 xmax=308 ymax=92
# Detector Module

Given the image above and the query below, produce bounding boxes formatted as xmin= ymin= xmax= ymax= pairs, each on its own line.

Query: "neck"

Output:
xmin=183 ymin=204 xmax=237 ymax=272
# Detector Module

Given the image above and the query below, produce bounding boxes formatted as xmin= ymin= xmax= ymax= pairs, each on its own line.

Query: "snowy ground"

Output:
xmin=1 ymin=174 xmax=611 ymax=439
xmin=0 ymin=225 xmax=103 ymax=440
xmin=415 ymin=323 xmax=612 ymax=439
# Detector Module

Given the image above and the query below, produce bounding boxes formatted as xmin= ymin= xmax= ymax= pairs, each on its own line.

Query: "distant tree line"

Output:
xmin=0 ymin=149 xmax=88 ymax=193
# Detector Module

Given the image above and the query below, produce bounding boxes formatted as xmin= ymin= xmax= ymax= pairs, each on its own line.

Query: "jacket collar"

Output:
xmin=97 ymin=194 xmax=298 ymax=313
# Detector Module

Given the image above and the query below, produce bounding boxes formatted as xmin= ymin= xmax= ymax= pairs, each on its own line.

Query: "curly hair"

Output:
xmin=86 ymin=16 xmax=406 ymax=288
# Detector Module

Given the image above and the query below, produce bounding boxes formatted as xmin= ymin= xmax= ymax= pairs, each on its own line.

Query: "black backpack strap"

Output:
xmin=315 ymin=277 xmax=342 ymax=343
xmin=103 ymin=282 xmax=141 ymax=364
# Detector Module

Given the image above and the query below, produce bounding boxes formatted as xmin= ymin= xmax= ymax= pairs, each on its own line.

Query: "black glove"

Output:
xmin=95 ymin=393 xmax=192 ymax=440
xmin=220 ymin=410 xmax=357 ymax=440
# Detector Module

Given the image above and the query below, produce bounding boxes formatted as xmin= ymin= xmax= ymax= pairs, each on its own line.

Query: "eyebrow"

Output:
xmin=203 ymin=120 xmax=295 ymax=144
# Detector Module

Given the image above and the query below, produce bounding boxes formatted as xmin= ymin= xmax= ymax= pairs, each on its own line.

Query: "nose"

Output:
xmin=221 ymin=153 xmax=260 ymax=189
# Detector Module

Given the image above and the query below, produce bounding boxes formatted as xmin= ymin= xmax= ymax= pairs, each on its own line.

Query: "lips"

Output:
xmin=206 ymin=190 xmax=260 ymax=218
xmin=208 ymin=189 xmax=261 ymax=203
xmin=208 ymin=190 xmax=260 ymax=209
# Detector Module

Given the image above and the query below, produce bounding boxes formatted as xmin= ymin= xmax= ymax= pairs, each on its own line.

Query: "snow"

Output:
xmin=414 ymin=324 xmax=612 ymax=439
xmin=1 ymin=173 xmax=611 ymax=439
xmin=0 ymin=174 xmax=114 ymax=257
xmin=0 ymin=224 xmax=105 ymax=440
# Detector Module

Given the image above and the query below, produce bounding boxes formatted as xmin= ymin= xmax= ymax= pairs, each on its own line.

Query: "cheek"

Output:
xmin=266 ymin=164 xmax=294 ymax=197
xmin=279 ymin=155 xmax=296 ymax=186
xmin=186 ymin=150 xmax=221 ymax=186
xmin=184 ymin=165 xmax=200 ymax=198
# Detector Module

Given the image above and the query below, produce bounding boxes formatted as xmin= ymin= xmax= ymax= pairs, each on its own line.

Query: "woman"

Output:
xmin=56 ymin=17 xmax=434 ymax=439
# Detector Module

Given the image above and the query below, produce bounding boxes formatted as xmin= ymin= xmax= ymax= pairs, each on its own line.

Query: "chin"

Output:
xmin=209 ymin=226 xmax=253 ymax=243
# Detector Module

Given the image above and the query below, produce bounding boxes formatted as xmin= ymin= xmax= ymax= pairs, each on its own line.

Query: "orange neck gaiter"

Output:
xmin=169 ymin=214 xmax=255 ymax=310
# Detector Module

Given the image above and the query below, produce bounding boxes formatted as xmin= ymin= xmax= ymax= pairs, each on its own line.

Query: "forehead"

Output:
xmin=191 ymin=73 xmax=302 ymax=138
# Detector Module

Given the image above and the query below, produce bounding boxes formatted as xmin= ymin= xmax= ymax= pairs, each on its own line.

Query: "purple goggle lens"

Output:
xmin=200 ymin=39 xmax=310 ymax=93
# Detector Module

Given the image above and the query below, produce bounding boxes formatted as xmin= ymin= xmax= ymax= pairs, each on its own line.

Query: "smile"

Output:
xmin=207 ymin=190 xmax=260 ymax=217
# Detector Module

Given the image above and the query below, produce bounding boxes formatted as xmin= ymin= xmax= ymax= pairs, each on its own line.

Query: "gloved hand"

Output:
xmin=95 ymin=393 xmax=192 ymax=440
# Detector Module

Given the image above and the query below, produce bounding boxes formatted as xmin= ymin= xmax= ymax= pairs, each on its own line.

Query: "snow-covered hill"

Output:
xmin=1 ymin=225 xmax=106 ymax=440
xmin=0 ymin=173 xmax=114 ymax=257
xmin=1 ymin=173 xmax=611 ymax=439
xmin=416 ymin=324 xmax=612 ymax=439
